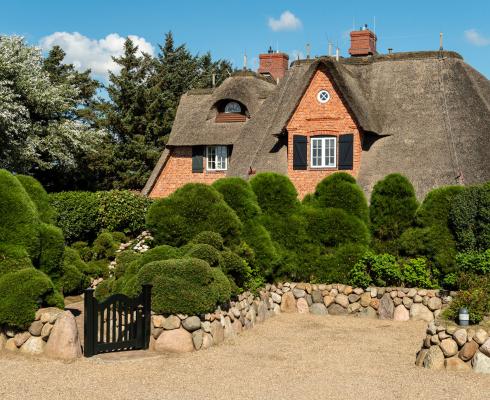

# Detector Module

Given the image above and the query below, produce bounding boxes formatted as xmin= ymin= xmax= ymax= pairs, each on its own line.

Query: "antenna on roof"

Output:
xmin=336 ymin=44 xmax=340 ymax=61
xmin=439 ymin=32 xmax=444 ymax=51
xmin=373 ymin=16 xmax=376 ymax=35
xmin=328 ymin=41 xmax=333 ymax=57
xmin=212 ymin=73 xmax=216 ymax=88
xmin=306 ymin=43 xmax=311 ymax=59
xmin=243 ymin=50 xmax=247 ymax=70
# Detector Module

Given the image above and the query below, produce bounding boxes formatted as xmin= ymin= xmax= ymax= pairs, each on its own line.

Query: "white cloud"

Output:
xmin=268 ymin=11 xmax=302 ymax=32
xmin=39 ymin=32 xmax=155 ymax=81
xmin=464 ymin=29 xmax=490 ymax=46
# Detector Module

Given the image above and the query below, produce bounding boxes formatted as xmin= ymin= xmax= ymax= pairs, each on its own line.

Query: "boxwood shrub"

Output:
xmin=250 ymin=173 xmax=299 ymax=217
xmin=348 ymin=252 xmax=402 ymax=287
xmin=58 ymin=247 xmax=88 ymax=294
xmin=0 ymin=268 xmax=64 ymax=329
xmin=212 ymin=177 xmax=261 ymax=221
xmin=16 ymin=174 xmax=57 ymax=224
xmin=220 ymin=250 xmax=252 ymax=289
xmin=185 ymin=243 xmax=222 ymax=267
xmin=38 ymin=223 xmax=65 ymax=279
xmin=146 ymin=183 xmax=242 ymax=247
xmin=191 ymin=231 xmax=224 ymax=250
xmin=0 ymin=243 xmax=33 ymax=277
xmin=416 ymin=185 xmax=465 ymax=228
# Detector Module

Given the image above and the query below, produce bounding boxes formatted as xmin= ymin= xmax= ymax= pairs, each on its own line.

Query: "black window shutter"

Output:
xmin=293 ymin=135 xmax=307 ymax=170
xmin=192 ymin=146 xmax=204 ymax=173
xmin=339 ymin=134 xmax=354 ymax=170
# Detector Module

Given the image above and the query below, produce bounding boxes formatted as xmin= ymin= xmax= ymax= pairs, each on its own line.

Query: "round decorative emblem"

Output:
xmin=317 ymin=89 xmax=331 ymax=104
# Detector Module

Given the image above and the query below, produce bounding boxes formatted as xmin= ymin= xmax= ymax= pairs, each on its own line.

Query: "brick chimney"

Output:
xmin=349 ymin=24 xmax=377 ymax=56
xmin=258 ymin=47 xmax=289 ymax=82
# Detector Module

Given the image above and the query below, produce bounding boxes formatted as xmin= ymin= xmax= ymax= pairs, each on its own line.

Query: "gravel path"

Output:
xmin=1 ymin=314 xmax=489 ymax=400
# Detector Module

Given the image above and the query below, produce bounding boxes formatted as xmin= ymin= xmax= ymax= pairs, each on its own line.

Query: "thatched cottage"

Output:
xmin=143 ymin=27 xmax=490 ymax=199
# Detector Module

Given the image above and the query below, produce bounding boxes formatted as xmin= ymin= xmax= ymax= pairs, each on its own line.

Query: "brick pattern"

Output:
xmin=286 ymin=66 xmax=362 ymax=199
xmin=149 ymin=147 xmax=225 ymax=198
xmin=258 ymin=53 xmax=289 ymax=81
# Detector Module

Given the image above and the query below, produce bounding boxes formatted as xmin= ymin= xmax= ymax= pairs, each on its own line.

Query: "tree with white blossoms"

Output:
xmin=0 ymin=36 xmax=105 ymax=174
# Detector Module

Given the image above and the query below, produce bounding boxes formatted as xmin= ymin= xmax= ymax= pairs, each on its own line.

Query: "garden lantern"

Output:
xmin=458 ymin=307 xmax=469 ymax=326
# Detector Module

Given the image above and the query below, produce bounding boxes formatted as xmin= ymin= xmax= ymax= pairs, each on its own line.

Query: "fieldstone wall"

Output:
xmin=149 ymin=282 xmax=450 ymax=353
xmin=0 ymin=308 xmax=82 ymax=360
xmin=416 ymin=321 xmax=490 ymax=374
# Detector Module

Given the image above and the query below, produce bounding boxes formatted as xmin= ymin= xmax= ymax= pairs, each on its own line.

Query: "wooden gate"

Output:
xmin=83 ymin=285 xmax=152 ymax=357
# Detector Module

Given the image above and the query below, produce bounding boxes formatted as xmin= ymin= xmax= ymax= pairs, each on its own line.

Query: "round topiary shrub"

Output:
xmin=135 ymin=258 xmax=231 ymax=315
xmin=16 ymin=174 xmax=57 ymax=224
xmin=146 ymin=183 xmax=242 ymax=247
xmin=220 ymin=250 xmax=251 ymax=289
xmin=241 ymin=220 xmax=278 ymax=278
xmin=185 ymin=243 xmax=222 ymax=267
xmin=92 ymin=232 xmax=119 ymax=260
xmin=58 ymin=247 xmax=88 ymax=294
xmin=250 ymin=173 xmax=299 ymax=216
xmin=0 ymin=243 xmax=33 ymax=277
xmin=304 ymin=207 xmax=370 ymax=248
xmin=114 ymin=250 xmax=141 ymax=279
xmin=49 ymin=191 xmax=99 ymax=243
xmin=191 ymin=231 xmax=224 ymax=250
xmin=348 ymin=252 xmax=402 ymax=287
xmin=0 ymin=268 xmax=64 ymax=329
xmin=416 ymin=185 xmax=465 ymax=228
xmin=0 ymin=169 xmax=41 ymax=259
xmin=38 ymin=223 xmax=65 ymax=279
xmin=212 ymin=177 xmax=261 ymax=221
xmin=313 ymin=173 xmax=369 ymax=223
xmin=369 ymin=173 xmax=418 ymax=242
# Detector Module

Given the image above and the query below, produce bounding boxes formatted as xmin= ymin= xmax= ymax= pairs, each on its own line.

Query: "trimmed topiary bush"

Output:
xmin=455 ymin=249 xmax=490 ymax=276
xmin=185 ymin=243 xmax=222 ymax=267
xmin=370 ymin=173 xmax=418 ymax=242
xmin=0 ymin=243 xmax=33 ymax=276
xmin=241 ymin=221 xmax=278 ymax=278
xmin=220 ymin=250 xmax=252 ymax=289
xmin=212 ymin=177 xmax=261 ymax=221
xmin=0 ymin=269 xmax=64 ymax=329
xmin=348 ymin=252 xmax=402 ymax=287
xmin=0 ymin=169 xmax=41 ymax=259
xmin=16 ymin=174 xmax=57 ymax=224
xmin=49 ymin=191 xmax=99 ymax=243
xmin=449 ymin=183 xmax=490 ymax=251
xmin=401 ymin=257 xmax=438 ymax=288
xmin=70 ymin=241 xmax=93 ymax=262
xmin=92 ymin=232 xmax=119 ymax=260
xmin=114 ymin=250 xmax=141 ymax=279
xmin=313 ymin=173 xmax=369 ymax=223
xmin=58 ymin=247 xmax=88 ymax=294
xmin=250 ymin=173 xmax=299 ymax=217
xmin=416 ymin=185 xmax=465 ymax=228
xmin=146 ymin=183 xmax=242 ymax=247
xmin=135 ymin=258 xmax=231 ymax=315
xmin=96 ymin=190 xmax=152 ymax=237
xmin=38 ymin=223 xmax=65 ymax=279
xmin=191 ymin=231 xmax=224 ymax=250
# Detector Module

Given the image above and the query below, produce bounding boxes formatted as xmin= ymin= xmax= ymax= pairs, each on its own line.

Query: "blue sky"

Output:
xmin=1 ymin=0 xmax=489 ymax=82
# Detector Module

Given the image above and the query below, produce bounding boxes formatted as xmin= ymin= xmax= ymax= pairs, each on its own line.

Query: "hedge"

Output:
xmin=220 ymin=250 xmax=252 ymax=289
xmin=57 ymin=247 xmax=87 ymax=294
xmin=348 ymin=252 xmax=402 ymax=287
xmin=16 ymin=174 xmax=57 ymax=224
xmin=250 ymin=173 xmax=299 ymax=217
xmin=313 ymin=173 xmax=369 ymax=223
xmin=191 ymin=231 xmax=224 ymax=250
xmin=135 ymin=258 xmax=231 ymax=315
xmin=146 ymin=183 xmax=242 ymax=247
xmin=0 ymin=243 xmax=33 ymax=277
xmin=241 ymin=220 xmax=278 ymax=278
xmin=416 ymin=185 xmax=465 ymax=228
xmin=0 ymin=269 xmax=64 ymax=329
xmin=185 ymin=243 xmax=222 ymax=267
xmin=0 ymin=169 xmax=41 ymax=259
xmin=212 ymin=177 xmax=261 ymax=221
xmin=38 ymin=223 xmax=65 ymax=279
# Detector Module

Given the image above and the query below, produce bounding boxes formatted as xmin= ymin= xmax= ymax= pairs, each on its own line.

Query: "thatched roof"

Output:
xmin=143 ymin=50 xmax=490 ymax=199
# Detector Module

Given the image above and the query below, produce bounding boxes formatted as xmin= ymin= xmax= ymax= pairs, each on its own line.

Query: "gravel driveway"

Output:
xmin=1 ymin=314 xmax=489 ymax=400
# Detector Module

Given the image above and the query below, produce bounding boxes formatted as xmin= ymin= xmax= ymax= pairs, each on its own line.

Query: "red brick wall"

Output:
xmin=287 ymin=66 xmax=362 ymax=199
xmin=149 ymin=147 xmax=225 ymax=198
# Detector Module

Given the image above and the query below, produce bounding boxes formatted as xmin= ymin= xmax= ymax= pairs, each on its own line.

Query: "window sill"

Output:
xmin=205 ymin=170 xmax=227 ymax=173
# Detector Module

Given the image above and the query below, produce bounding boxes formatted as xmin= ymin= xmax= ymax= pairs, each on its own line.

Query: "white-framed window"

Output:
xmin=224 ymin=101 xmax=242 ymax=113
xmin=311 ymin=137 xmax=336 ymax=168
xmin=206 ymin=146 xmax=228 ymax=171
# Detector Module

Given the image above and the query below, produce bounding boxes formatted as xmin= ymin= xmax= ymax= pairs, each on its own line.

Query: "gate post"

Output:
xmin=84 ymin=288 xmax=96 ymax=357
xmin=141 ymin=284 xmax=152 ymax=349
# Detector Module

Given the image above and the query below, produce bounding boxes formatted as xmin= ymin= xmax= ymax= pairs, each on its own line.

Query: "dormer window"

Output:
xmin=215 ymin=99 xmax=248 ymax=123
xmin=224 ymin=101 xmax=242 ymax=114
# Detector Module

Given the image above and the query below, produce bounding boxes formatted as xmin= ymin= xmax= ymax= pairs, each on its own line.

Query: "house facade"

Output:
xmin=143 ymin=27 xmax=490 ymax=200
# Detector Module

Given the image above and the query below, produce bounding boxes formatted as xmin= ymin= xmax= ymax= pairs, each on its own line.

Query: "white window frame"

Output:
xmin=310 ymin=137 xmax=336 ymax=168
xmin=206 ymin=145 xmax=228 ymax=171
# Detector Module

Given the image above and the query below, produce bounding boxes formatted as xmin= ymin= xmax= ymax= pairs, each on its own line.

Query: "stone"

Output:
xmin=323 ymin=295 xmax=334 ymax=307
xmin=271 ymin=292 xmax=282 ymax=304
xmin=162 ymin=315 xmax=181 ymax=330
xmin=232 ymin=319 xmax=243 ymax=334
xmin=423 ymin=336 xmax=432 ymax=348
xmin=210 ymin=320 xmax=224 ymax=345
xmin=347 ymin=303 xmax=361 ymax=313
xmin=360 ymin=293 xmax=371 ymax=307
xmin=152 ymin=315 xmax=165 ymax=328
xmin=348 ymin=294 xmax=360 ymax=303
xmin=359 ymin=306 xmax=377 ymax=319
xmin=413 ymin=295 xmax=423 ymax=303
xmin=370 ymin=288 xmax=378 ymax=298
xmin=28 ymin=320 xmax=43 ymax=336
xmin=182 ymin=316 xmax=201 ymax=332
xmin=257 ymin=301 xmax=268 ymax=322
xmin=292 ymin=288 xmax=306 ymax=298
xmin=335 ymin=294 xmax=349 ymax=308
xmin=393 ymin=297 xmax=402 ymax=306
xmin=427 ymin=297 xmax=442 ymax=311
xmin=201 ymin=333 xmax=214 ymax=349
xmin=330 ymin=288 xmax=339 ymax=297
xmin=390 ymin=290 xmax=397 ymax=299
xmin=296 ymin=298 xmax=309 ymax=314
xmin=397 ymin=290 xmax=405 ymax=298
xmin=409 ymin=304 xmax=433 ymax=322
xmin=328 ymin=304 xmax=347 ymax=315
xmin=192 ymin=330 xmax=203 ymax=350
xmin=407 ymin=288 xmax=417 ymax=298
xmin=474 ymin=329 xmax=489 ymax=345
xmin=310 ymin=303 xmax=327 ymax=315
xmin=280 ymin=292 xmax=297 ymax=313
xmin=223 ymin=317 xmax=236 ymax=340
xmin=44 ymin=311 xmax=82 ymax=360
xmin=20 ymin=336 xmax=45 ymax=355
xmin=446 ymin=325 xmax=457 ymax=335
xmin=480 ymin=338 xmax=490 ymax=357
xmin=36 ymin=307 xmax=63 ymax=324
xmin=459 ymin=341 xmax=479 ymax=361
xmin=402 ymin=297 xmax=413 ymax=308
xmin=272 ymin=304 xmax=281 ymax=315
xmin=418 ymin=289 xmax=427 ymax=296
xmin=423 ymin=345 xmax=445 ymax=370
xmin=152 ymin=327 xmax=163 ymax=339
xmin=311 ymin=290 xmax=323 ymax=303
xmin=378 ymin=294 xmax=394 ymax=320
xmin=343 ymin=286 xmax=353 ymax=295
xmin=370 ymin=298 xmax=380 ymax=310
xmin=0 ymin=332 xmax=6 ymax=351
xmin=14 ymin=332 xmax=31 ymax=347
xmin=440 ymin=338 xmax=459 ymax=357
xmin=5 ymin=338 xmax=18 ymax=352
xmin=154 ymin=328 xmax=194 ymax=353
xmin=426 ymin=321 xmax=437 ymax=335
xmin=415 ymin=349 xmax=428 ymax=366
xmin=472 ymin=351 xmax=490 ymax=374
xmin=393 ymin=304 xmax=409 ymax=321
xmin=438 ymin=331 xmax=451 ymax=340
xmin=201 ymin=321 xmax=211 ymax=333
xmin=453 ymin=329 xmax=468 ymax=346
xmin=467 ymin=329 xmax=476 ymax=342
xmin=445 ymin=357 xmax=471 ymax=371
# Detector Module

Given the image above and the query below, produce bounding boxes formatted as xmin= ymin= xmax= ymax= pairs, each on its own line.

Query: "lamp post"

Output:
xmin=458 ymin=307 xmax=469 ymax=326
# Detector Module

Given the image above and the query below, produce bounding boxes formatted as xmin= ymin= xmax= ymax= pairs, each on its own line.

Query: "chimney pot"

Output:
xmin=349 ymin=26 xmax=377 ymax=57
